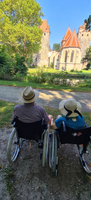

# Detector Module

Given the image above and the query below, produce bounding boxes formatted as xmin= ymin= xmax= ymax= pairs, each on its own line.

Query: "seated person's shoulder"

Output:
xmin=14 ymin=104 xmax=23 ymax=110
xmin=55 ymin=116 xmax=66 ymax=123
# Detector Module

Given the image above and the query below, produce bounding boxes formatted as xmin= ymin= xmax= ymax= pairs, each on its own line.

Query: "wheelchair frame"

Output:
xmin=7 ymin=117 xmax=49 ymax=166
xmin=48 ymin=122 xmax=91 ymax=176
xmin=7 ymin=117 xmax=91 ymax=177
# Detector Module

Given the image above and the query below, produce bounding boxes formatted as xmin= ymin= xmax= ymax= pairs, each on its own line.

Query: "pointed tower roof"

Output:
xmin=61 ymin=30 xmax=81 ymax=49
xmin=39 ymin=20 xmax=50 ymax=33
xmin=62 ymin=27 xmax=71 ymax=41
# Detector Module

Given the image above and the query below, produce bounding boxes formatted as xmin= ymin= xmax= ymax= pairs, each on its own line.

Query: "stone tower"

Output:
xmin=78 ymin=23 xmax=91 ymax=61
xmin=33 ymin=20 xmax=50 ymax=67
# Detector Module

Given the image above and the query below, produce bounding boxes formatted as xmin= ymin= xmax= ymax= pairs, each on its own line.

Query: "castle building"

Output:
xmin=57 ymin=27 xmax=81 ymax=71
xmin=33 ymin=20 xmax=91 ymax=71
xmin=78 ymin=22 xmax=91 ymax=61
xmin=33 ymin=20 xmax=50 ymax=67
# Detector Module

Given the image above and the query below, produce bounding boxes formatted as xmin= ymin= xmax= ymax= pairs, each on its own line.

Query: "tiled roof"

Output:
xmin=79 ymin=22 xmax=86 ymax=30
xmin=61 ymin=29 xmax=81 ymax=49
xmin=62 ymin=27 xmax=71 ymax=41
xmin=39 ymin=20 xmax=50 ymax=33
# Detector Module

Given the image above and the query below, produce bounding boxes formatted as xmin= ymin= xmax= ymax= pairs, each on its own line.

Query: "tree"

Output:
xmin=0 ymin=0 xmax=44 ymax=66
xmin=81 ymin=46 xmax=91 ymax=69
xmin=84 ymin=15 xmax=91 ymax=31
xmin=53 ymin=43 xmax=60 ymax=52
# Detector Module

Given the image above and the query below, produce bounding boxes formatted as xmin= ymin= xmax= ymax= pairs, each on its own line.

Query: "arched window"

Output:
xmin=64 ymin=51 xmax=68 ymax=62
xmin=70 ymin=51 xmax=74 ymax=62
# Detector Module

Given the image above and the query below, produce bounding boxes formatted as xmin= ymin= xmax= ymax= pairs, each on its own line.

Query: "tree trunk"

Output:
xmin=24 ymin=61 xmax=28 ymax=68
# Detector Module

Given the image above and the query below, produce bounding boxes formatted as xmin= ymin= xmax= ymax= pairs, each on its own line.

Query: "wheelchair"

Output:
xmin=48 ymin=121 xmax=91 ymax=176
xmin=7 ymin=116 xmax=49 ymax=167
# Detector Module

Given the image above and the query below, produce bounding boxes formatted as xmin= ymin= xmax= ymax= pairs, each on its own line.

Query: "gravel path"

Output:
xmin=0 ymin=85 xmax=91 ymax=112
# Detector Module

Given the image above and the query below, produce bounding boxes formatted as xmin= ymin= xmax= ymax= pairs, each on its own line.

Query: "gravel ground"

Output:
xmin=0 ymin=127 xmax=91 ymax=200
xmin=1 ymin=86 xmax=91 ymax=199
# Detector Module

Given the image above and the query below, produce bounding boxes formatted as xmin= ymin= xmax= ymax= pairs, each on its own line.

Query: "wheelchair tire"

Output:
xmin=7 ymin=128 xmax=22 ymax=164
xmin=42 ymin=132 xmax=49 ymax=167
xmin=78 ymin=141 xmax=91 ymax=175
xmin=49 ymin=133 xmax=58 ymax=173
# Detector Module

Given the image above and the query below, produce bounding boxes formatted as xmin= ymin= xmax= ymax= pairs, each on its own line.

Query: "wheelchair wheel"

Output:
xmin=49 ymin=132 xmax=58 ymax=175
xmin=78 ymin=141 xmax=91 ymax=175
xmin=7 ymin=128 xmax=22 ymax=164
xmin=42 ymin=132 xmax=49 ymax=167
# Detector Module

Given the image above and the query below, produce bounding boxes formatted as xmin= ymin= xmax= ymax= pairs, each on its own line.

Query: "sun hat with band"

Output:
xmin=19 ymin=86 xmax=39 ymax=103
xmin=59 ymin=98 xmax=82 ymax=118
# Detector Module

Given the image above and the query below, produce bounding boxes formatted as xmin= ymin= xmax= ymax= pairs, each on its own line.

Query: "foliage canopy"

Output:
xmin=81 ymin=45 xmax=91 ymax=69
xmin=0 ymin=0 xmax=44 ymax=60
xmin=84 ymin=15 xmax=91 ymax=31
xmin=53 ymin=43 xmax=60 ymax=52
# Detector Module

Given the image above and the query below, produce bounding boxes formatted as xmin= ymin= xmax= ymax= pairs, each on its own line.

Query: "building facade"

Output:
xmin=33 ymin=20 xmax=50 ymax=67
xmin=33 ymin=20 xmax=91 ymax=71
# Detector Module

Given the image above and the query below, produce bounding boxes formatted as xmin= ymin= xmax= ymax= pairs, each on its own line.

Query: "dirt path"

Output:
xmin=0 ymin=127 xmax=91 ymax=200
xmin=0 ymin=85 xmax=91 ymax=112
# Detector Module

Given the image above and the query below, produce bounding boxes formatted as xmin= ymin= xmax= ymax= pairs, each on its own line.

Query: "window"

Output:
xmin=35 ymin=57 xmax=37 ymax=62
xmin=64 ymin=51 xmax=68 ymax=62
xmin=70 ymin=51 xmax=74 ymax=62
xmin=76 ymin=50 xmax=79 ymax=57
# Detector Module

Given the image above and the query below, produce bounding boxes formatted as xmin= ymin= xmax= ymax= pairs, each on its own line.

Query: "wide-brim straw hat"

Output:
xmin=59 ymin=98 xmax=82 ymax=117
xmin=19 ymin=86 xmax=39 ymax=103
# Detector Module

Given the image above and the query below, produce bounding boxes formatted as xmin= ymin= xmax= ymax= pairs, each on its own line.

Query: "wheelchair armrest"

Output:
xmin=84 ymin=122 xmax=88 ymax=128
xmin=11 ymin=116 xmax=18 ymax=127
xmin=62 ymin=121 xmax=66 ymax=132
xmin=41 ymin=118 xmax=48 ymax=130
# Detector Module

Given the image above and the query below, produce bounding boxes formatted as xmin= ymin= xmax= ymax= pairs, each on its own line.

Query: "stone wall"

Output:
xmin=37 ymin=32 xmax=49 ymax=67
xmin=78 ymin=27 xmax=91 ymax=60
xmin=78 ymin=34 xmax=91 ymax=60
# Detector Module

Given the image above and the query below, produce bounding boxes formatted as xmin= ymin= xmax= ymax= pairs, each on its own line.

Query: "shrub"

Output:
xmin=33 ymin=67 xmax=47 ymax=83
xmin=50 ymin=62 xmax=54 ymax=68
xmin=13 ymin=53 xmax=28 ymax=76
xmin=0 ymin=45 xmax=13 ymax=76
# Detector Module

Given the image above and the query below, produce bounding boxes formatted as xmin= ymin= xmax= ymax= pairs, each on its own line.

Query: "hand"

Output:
xmin=48 ymin=114 xmax=53 ymax=120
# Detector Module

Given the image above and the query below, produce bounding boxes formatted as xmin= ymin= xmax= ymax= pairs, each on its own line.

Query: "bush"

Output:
xmin=0 ymin=47 xmax=28 ymax=80
xmin=33 ymin=67 xmax=47 ymax=83
xmin=0 ymin=45 xmax=13 ymax=76
xmin=50 ymin=62 xmax=54 ymax=68
xmin=13 ymin=53 xmax=28 ymax=76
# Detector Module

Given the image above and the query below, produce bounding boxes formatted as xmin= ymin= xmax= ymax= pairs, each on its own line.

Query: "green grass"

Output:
xmin=0 ymin=100 xmax=91 ymax=128
xmin=3 ymin=166 xmax=14 ymax=199
xmin=0 ymin=100 xmax=17 ymax=128
xmin=1 ymin=68 xmax=91 ymax=92
xmin=28 ymin=68 xmax=91 ymax=76
xmin=0 ymin=79 xmax=91 ymax=92
xmin=28 ymin=67 xmax=61 ymax=74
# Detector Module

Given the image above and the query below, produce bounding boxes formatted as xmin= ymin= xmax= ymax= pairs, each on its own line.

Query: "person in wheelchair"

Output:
xmin=13 ymin=86 xmax=52 ymax=125
xmin=50 ymin=98 xmax=85 ymax=130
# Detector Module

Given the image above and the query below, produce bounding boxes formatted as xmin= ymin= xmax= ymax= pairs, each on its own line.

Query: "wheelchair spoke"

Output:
xmin=78 ymin=141 xmax=91 ymax=175
xmin=48 ymin=132 xmax=58 ymax=174
xmin=7 ymin=128 xmax=22 ymax=164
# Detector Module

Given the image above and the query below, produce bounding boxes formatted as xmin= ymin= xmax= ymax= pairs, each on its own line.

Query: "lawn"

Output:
xmin=0 ymin=100 xmax=91 ymax=128
xmin=28 ymin=68 xmax=91 ymax=76
xmin=1 ymin=68 xmax=91 ymax=93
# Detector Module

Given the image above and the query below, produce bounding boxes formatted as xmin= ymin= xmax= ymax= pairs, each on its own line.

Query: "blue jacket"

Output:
xmin=55 ymin=115 xmax=85 ymax=129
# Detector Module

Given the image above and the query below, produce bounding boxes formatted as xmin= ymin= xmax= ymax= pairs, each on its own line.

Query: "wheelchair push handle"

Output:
xmin=11 ymin=116 xmax=18 ymax=124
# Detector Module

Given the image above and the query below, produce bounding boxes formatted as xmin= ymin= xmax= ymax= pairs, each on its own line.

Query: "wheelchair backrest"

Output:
xmin=12 ymin=116 xmax=47 ymax=141
xmin=58 ymin=121 xmax=91 ymax=145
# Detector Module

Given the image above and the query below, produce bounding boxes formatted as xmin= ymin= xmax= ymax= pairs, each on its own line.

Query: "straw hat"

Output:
xmin=19 ymin=86 xmax=39 ymax=103
xmin=59 ymin=98 xmax=82 ymax=118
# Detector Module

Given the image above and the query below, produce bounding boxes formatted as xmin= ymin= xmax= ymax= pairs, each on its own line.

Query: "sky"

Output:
xmin=37 ymin=0 xmax=91 ymax=49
